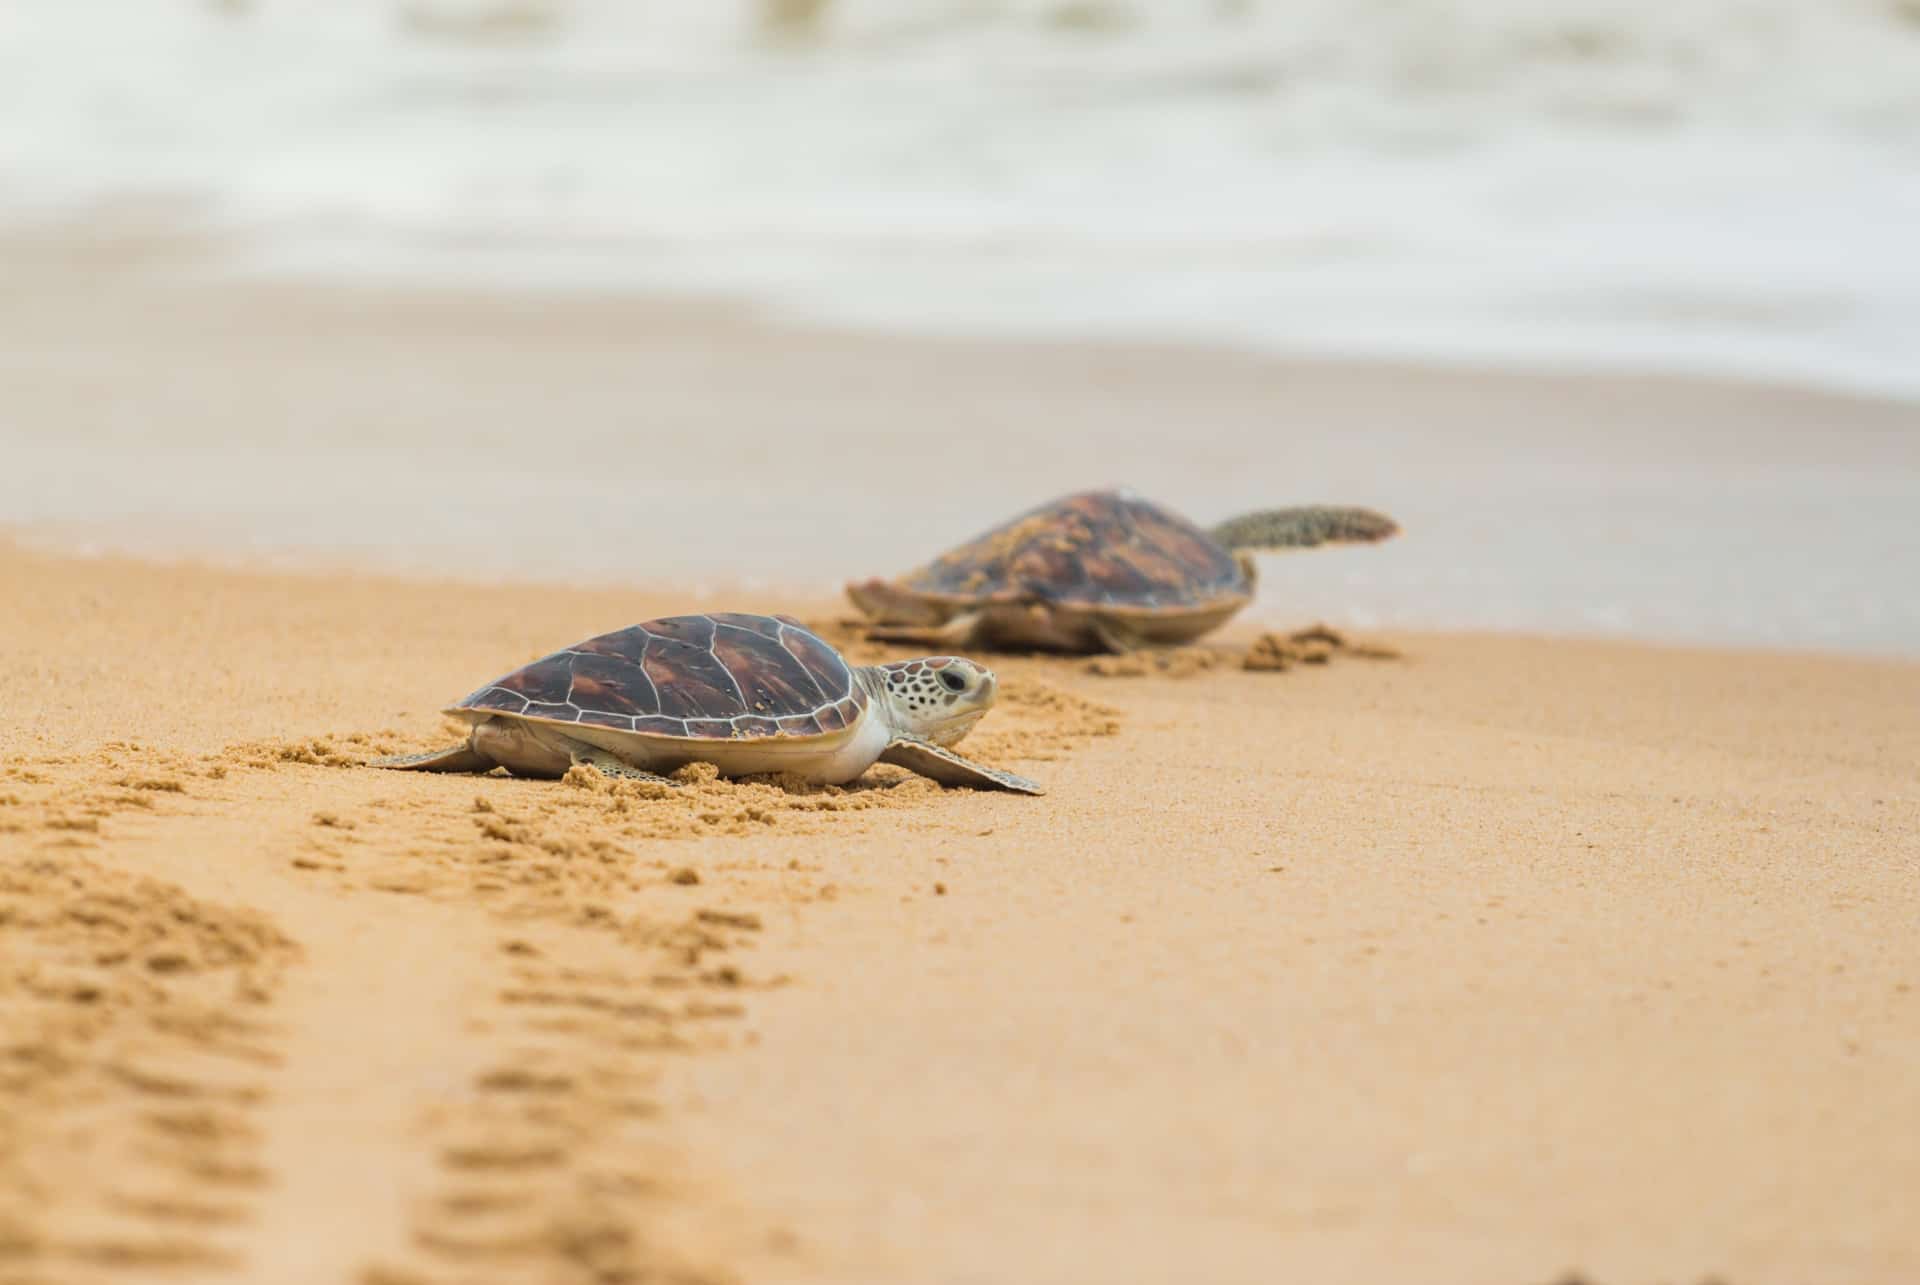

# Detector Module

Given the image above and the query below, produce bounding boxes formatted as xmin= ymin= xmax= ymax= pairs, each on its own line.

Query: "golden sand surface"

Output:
xmin=2 ymin=539 xmax=1916 ymax=1284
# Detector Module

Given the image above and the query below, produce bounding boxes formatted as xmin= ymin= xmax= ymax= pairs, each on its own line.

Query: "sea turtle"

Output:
xmin=374 ymin=612 xmax=1041 ymax=794
xmin=846 ymin=488 xmax=1400 ymax=653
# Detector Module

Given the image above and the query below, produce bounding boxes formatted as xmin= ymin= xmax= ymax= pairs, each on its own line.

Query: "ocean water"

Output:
xmin=3 ymin=0 xmax=1920 ymax=399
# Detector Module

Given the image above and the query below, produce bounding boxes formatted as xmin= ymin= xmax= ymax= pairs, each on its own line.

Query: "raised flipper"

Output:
xmin=879 ymin=736 xmax=1044 ymax=795
xmin=567 ymin=744 xmax=679 ymax=787
xmin=372 ymin=741 xmax=493 ymax=773
xmin=1208 ymin=505 xmax=1400 ymax=552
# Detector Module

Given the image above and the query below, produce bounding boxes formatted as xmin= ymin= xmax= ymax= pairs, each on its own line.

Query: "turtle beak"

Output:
xmin=978 ymin=669 xmax=998 ymax=706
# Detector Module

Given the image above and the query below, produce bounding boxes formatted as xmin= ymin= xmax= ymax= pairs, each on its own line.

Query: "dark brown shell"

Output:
xmin=454 ymin=613 xmax=867 ymax=741
xmin=898 ymin=489 xmax=1247 ymax=611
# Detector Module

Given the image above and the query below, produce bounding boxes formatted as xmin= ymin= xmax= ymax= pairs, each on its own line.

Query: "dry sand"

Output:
xmin=4 ymin=229 xmax=1919 ymax=1283
xmin=3 ymin=539 xmax=1917 ymax=1285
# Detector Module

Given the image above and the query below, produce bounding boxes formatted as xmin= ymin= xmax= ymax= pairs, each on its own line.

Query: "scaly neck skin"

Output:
xmin=854 ymin=664 xmax=983 ymax=747
xmin=856 ymin=666 xmax=902 ymax=737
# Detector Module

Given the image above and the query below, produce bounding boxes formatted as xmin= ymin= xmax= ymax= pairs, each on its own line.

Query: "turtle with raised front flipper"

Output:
xmin=375 ymin=613 xmax=1041 ymax=795
xmin=846 ymin=488 xmax=1399 ymax=654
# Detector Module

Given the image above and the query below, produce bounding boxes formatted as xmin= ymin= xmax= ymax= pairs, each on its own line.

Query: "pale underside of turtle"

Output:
xmin=846 ymin=489 xmax=1401 ymax=653
xmin=373 ymin=612 xmax=1042 ymax=795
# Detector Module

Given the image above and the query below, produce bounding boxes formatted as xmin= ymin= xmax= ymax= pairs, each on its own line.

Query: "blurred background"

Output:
xmin=2 ymin=0 xmax=1917 ymax=650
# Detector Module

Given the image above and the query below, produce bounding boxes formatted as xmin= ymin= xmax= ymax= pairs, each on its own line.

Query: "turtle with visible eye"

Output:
xmin=374 ymin=612 xmax=1041 ymax=794
xmin=847 ymin=488 xmax=1400 ymax=653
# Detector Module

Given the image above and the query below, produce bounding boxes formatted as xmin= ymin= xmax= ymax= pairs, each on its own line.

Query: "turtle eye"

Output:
xmin=938 ymin=668 xmax=968 ymax=693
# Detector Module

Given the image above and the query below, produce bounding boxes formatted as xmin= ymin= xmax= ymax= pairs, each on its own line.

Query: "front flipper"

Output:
xmin=567 ymin=744 xmax=680 ymax=787
xmin=372 ymin=742 xmax=493 ymax=773
xmin=866 ymin=610 xmax=983 ymax=649
xmin=879 ymin=736 xmax=1045 ymax=795
xmin=1089 ymin=616 xmax=1146 ymax=654
xmin=846 ymin=577 xmax=949 ymax=627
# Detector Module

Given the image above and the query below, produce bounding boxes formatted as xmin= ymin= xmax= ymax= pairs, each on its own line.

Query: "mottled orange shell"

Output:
xmin=898 ymin=489 xmax=1248 ymax=611
xmin=454 ymin=613 xmax=865 ymax=741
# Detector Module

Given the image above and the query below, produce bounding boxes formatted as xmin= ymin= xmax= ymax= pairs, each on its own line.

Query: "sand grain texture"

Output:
xmin=0 ymin=543 xmax=1108 ymax=1285
xmin=2 ymin=538 xmax=1917 ymax=1284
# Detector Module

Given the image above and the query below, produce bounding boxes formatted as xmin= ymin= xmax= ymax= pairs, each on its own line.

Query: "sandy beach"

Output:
xmin=6 ymin=3 xmax=1920 ymax=1277
xmin=1 ymin=235 xmax=1917 ymax=1285
xmin=5 ymin=531 xmax=1918 ymax=1284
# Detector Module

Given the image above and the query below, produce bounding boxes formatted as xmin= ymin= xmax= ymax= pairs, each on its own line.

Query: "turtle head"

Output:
xmin=866 ymin=657 xmax=998 ymax=747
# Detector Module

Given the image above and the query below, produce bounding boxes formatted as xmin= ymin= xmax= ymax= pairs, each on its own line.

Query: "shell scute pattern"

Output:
xmin=491 ymin=653 xmax=574 ymax=700
xmin=456 ymin=613 xmax=867 ymax=742
xmin=565 ymin=649 xmax=661 ymax=713
xmin=901 ymin=490 xmax=1246 ymax=610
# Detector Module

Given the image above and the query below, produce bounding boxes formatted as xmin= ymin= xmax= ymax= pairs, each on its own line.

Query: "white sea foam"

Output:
xmin=3 ymin=0 xmax=1919 ymax=398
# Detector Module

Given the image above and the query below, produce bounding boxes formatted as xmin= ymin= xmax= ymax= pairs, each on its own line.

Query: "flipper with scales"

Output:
xmin=372 ymin=743 xmax=492 ymax=773
xmin=879 ymin=736 xmax=1045 ymax=795
xmin=1208 ymin=505 xmax=1400 ymax=551
xmin=566 ymin=745 xmax=679 ymax=787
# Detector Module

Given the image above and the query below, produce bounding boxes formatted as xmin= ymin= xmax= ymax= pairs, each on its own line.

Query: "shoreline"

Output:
xmin=5 ymin=231 xmax=1919 ymax=657
xmin=9 ymin=528 xmax=1920 ymax=668
xmin=16 ymin=207 xmax=1920 ymax=409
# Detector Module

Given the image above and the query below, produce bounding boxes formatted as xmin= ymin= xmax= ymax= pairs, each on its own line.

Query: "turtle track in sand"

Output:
xmin=0 ymin=671 xmax=1117 ymax=1284
xmin=0 ymin=543 xmax=1425 ymax=1284
xmin=1 ymin=746 xmax=775 ymax=1285
xmin=1 ymin=755 xmax=293 ymax=1281
xmin=0 ymin=543 xmax=1123 ymax=1284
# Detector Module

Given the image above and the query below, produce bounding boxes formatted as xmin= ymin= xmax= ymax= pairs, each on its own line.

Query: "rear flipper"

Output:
xmin=1208 ymin=505 xmax=1400 ymax=551
xmin=565 ymin=744 xmax=679 ymax=787
xmin=879 ymin=736 xmax=1044 ymax=795
xmin=371 ymin=741 xmax=493 ymax=773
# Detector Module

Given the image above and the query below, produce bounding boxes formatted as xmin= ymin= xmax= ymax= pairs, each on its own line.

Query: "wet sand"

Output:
xmin=3 ymin=221 xmax=1918 ymax=652
xmin=3 ymin=539 xmax=1917 ymax=1284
